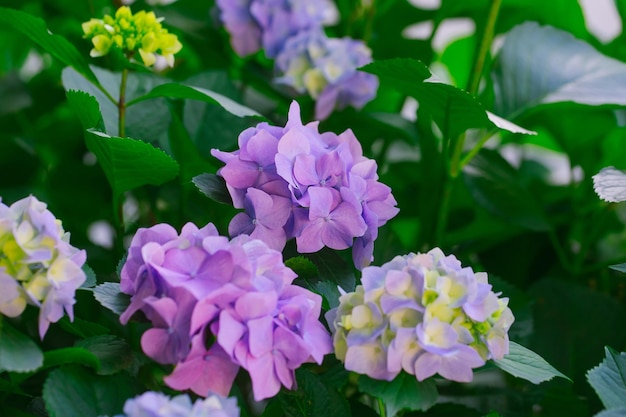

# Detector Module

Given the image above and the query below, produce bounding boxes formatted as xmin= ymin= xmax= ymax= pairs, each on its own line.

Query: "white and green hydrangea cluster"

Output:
xmin=326 ymin=248 xmax=514 ymax=383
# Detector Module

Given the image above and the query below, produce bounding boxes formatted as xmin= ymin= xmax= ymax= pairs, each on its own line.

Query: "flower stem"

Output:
xmin=118 ymin=67 xmax=129 ymax=137
xmin=377 ymin=397 xmax=386 ymax=417
xmin=434 ymin=0 xmax=502 ymax=245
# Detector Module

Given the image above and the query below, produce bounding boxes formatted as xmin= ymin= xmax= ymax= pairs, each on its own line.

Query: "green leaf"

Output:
xmin=362 ymin=58 xmax=533 ymax=138
xmin=58 ymin=316 xmax=110 ymax=339
xmin=359 ymin=373 xmax=437 ymax=416
xmin=0 ymin=7 xmax=98 ymax=86
xmin=169 ymin=111 xmax=215 ymax=183
xmin=192 ymin=173 xmax=233 ymax=205
xmin=493 ymin=341 xmax=570 ymax=384
xmin=127 ymin=83 xmax=264 ymax=119
xmin=463 ymin=149 xmax=550 ymax=231
xmin=66 ymin=90 xmax=105 ymax=132
xmin=0 ymin=320 xmax=44 ymax=373
xmin=595 ymin=408 xmax=626 ymax=417
xmin=75 ymin=335 xmax=134 ymax=375
xmin=43 ymin=348 xmax=101 ymax=372
xmin=610 ymin=263 xmax=626 ymax=273
xmin=493 ymin=22 xmax=626 ymax=118
xmin=587 ymin=347 xmax=626 ymax=410
xmin=84 ymin=129 xmax=179 ymax=200
xmin=80 ymin=264 xmax=97 ymax=289
xmin=91 ymin=282 xmax=130 ymax=316
xmin=43 ymin=365 xmax=139 ymax=417
xmin=278 ymin=368 xmax=350 ymax=417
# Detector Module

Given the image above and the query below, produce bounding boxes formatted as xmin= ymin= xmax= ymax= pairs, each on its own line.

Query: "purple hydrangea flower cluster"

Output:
xmin=116 ymin=391 xmax=239 ymax=417
xmin=0 ymin=196 xmax=86 ymax=338
xmin=215 ymin=0 xmax=377 ymax=118
xmin=215 ymin=0 xmax=335 ymax=58
xmin=275 ymin=30 xmax=379 ymax=120
xmin=119 ymin=221 xmax=332 ymax=400
xmin=211 ymin=101 xmax=399 ymax=269
xmin=326 ymin=248 xmax=514 ymax=383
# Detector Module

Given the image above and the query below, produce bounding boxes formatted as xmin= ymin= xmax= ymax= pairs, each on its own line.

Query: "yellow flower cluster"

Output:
xmin=82 ymin=6 xmax=182 ymax=67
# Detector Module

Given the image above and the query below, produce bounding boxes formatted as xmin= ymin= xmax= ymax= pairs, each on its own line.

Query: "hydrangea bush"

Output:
xmin=1 ymin=1 xmax=625 ymax=417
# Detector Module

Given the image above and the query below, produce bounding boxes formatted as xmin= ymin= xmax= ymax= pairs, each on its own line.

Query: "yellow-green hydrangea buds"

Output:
xmin=82 ymin=6 xmax=182 ymax=67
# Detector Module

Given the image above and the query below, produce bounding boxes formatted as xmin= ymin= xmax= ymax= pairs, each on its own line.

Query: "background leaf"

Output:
xmin=91 ymin=283 xmax=130 ymax=316
xmin=493 ymin=341 xmax=570 ymax=384
xmin=0 ymin=7 xmax=98 ymax=85
xmin=587 ymin=347 xmax=626 ymax=410
xmin=43 ymin=365 xmax=139 ymax=417
xmin=358 ymin=373 xmax=438 ymax=415
xmin=493 ymin=22 xmax=626 ymax=118
xmin=0 ymin=320 xmax=44 ymax=373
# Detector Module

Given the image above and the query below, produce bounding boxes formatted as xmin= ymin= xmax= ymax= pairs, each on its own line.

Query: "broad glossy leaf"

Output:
xmin=358 ymin=373 xmax=438 ymax=415
xmin=463 ymin=149 xmax=550 ymax=231
xmin=80 ymin=264 xmax=97 ymax=289
xmin=43 ymin=365 xmax=138 ymax=417
xmin=42 ymin=348 xmax=101 ymax=372
xmin=65 ymin=90 xmax=105 ymax=132
xmin=493 ymin=341 xmax=570 ymax=384
xmin=84 ymin=129 xmax=179 ymax=200
xmin=169 ymin=111 xmax=215 ymax=183
xmin=0 ymin=7 xmax=98 ymax=85
xmin=595 ymin=408 xmax=626 ymax=417
xmin=91 ymin=282 xmax=131 ymax=316
xmin=0 ymin=321 xmax=43 ymax=373
xmin=127 ymin=83 xmax=263 ymax=119
xmin=493 ymin=22 xmax=626 ymax=118
xmin=362 ymin=58 xmax=531 ymax=138
xmin=587 ymin=347 xmax=626 ymax=409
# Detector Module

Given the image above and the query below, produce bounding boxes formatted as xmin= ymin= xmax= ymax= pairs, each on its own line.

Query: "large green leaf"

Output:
xmin=463 ymin=149 xmax=550 ymax=231
xmin=493 ymin=341 xmax=570 ymax=384
xmin=493 ymin=22 xmax=626 ymax=118
xmin=127 ymin=82 xmax=263 ymax=119
xmin=362 ymin=58 xmax=532 ymax=138
xmin=358 ymin=373 xmax=438 ymax=416
xmin=587 ymin=347 xmax=626 ymax=410
xmin=0 ymin=7 xmax=98 ymax=86
xmin=84 ymin=129 xmax=179 ymax=200
xmin=65 ymin=90 xmax=105 ymax=132
xmin=43 ymin=365 xmax=138 ymax=417
xmin=0 ymin=320 xmax=43 ymax=373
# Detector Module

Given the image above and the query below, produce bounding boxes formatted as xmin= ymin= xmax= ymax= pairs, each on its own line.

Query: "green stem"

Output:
xmin=450 ymin=0 xmax=502 ymax=178
xmin=118 ymin=68 xmax=129 ymax=137
xmin=377 ymin=397 xmax=387 ymax=417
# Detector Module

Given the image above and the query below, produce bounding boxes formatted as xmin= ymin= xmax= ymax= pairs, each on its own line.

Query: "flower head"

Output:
xmin=216 ymin=0 xmax=336 ymax=58
xmin=0 ymin=196 xmax=86 ymax=338
xmin=326 ymin=248 xmax=514 ymax=383
xmin=118 ymin=391 xmax=240 ymax=417
xmin=82 ymin=6 xmax=182 ymax=67
xmin=276 ymin=30 xmax=379 ymax=119
xmin=119 ymin=222 xmax=332 ymax=401
xmin=212 ymin=101 xmax=398 ymax=269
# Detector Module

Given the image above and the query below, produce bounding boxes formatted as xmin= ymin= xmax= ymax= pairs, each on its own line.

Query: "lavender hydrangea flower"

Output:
xmin=326 ymin=248 xmax=514 ymax=383
xmin=118 ymin=391 xmax=240 ymax=417
xmin=216 ymin=0 xmax=336 ymax=58
xmin=0 ymin=196 xmax=86 ymax=338
xmin=119 ymin=222 xmax=332 ymax=400
xmin=275 ymin=30 xmax=379 ymax=119
xmin=211 ymin=101 xmax=398 ymax=269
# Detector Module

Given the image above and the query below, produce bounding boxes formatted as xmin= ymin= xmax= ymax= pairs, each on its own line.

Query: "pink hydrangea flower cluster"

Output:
xmin=0 ymin=196 xmax=86 ymax=338
xmin=119 ymin=221 xmax=332 ymax=401
xmin=326 ymin=248 xmax=514 ymax=383
xmin=215 ymin=0 xmax=377 ymax=118
xmin=211 ymin=101 xmax=399 ymax=269
xmin=117 ymin=391 xmax=239 ymax=417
